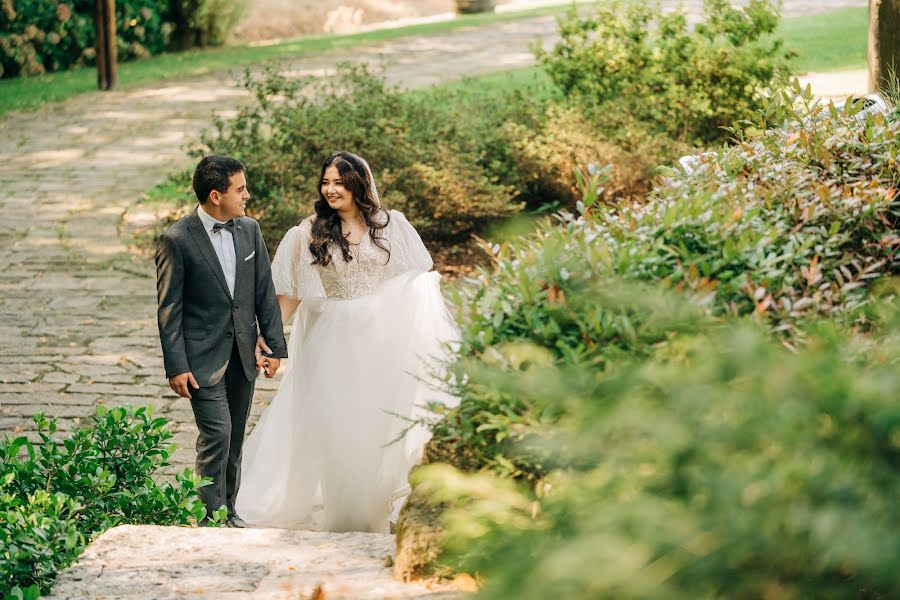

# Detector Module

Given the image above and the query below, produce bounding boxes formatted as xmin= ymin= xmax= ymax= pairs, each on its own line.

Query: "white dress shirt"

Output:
xmin=197 ymin=204 xmax=236 ymax=297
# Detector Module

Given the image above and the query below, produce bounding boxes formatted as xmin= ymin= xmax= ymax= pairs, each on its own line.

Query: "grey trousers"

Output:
xmin=190 ymin=341 xmax=255 ymax=519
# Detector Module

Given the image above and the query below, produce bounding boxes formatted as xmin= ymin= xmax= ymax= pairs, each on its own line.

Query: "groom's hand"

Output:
xmin=255 ymin=335 xmax=272 ymax=367
xmin=169 ymin=371 xmax=199 ymax=400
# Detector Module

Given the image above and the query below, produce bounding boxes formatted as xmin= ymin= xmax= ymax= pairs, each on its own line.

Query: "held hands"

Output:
xmin=169 ymin=337 xmax=279 ymax=398
xmin=260 ymin=356 xmax=281 ymax=378
xmin=169 ymin=372 xmax=199 ymax=399
xmin=255 ymin=335 xmax=281 ymax=378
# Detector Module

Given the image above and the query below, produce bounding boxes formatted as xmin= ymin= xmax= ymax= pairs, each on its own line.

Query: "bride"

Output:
xmin=234 ymin=151 xmax=459 ymax=533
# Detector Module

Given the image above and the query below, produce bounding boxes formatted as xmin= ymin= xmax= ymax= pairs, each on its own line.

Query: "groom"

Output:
xmin=156 ymin=155 xmax=287 ymax=527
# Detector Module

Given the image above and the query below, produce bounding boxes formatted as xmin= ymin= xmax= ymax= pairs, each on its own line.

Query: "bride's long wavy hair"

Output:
xmin=309 ymin=151 xmax=390 ymax=267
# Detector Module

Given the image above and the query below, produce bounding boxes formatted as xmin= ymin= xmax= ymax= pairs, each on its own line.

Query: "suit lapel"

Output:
xmin=233 ymin=218 xmax=253 ymax=297
xmin=187 ymin=209 xmax=233 ymax=300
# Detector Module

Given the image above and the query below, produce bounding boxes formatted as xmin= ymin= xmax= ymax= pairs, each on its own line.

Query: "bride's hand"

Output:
xmin=262 ymin=357 xmax=281 ymax=378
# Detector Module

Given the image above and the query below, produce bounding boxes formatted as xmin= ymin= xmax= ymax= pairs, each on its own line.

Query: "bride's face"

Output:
xmin=321 ymin=164 xmax=354 ymax=212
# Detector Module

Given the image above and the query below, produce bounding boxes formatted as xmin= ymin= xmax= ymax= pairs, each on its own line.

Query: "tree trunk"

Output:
xmin=868 ymin=0 xmax=900 ymax=92
xmin=170 ymin=0 xmax=197 ymax=51
xmin=455 ymin=0 xmax=497 ymax=14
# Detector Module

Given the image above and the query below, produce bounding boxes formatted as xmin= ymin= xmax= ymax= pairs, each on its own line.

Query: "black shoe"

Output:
xmin=226 ymin=515 xmax=249 ymax=528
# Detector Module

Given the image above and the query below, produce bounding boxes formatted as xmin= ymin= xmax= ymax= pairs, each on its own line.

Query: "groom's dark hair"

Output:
xmin=192 ymin=155 xmax=245 ymax=204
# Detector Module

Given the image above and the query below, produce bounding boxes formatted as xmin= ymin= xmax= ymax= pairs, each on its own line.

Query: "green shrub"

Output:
xmin=0 ymin=405 xmax=209 ymax=592
xmin=409 ymin=83 xmax=899 ymax=597
xmin=1 ymin=0 xmax=91 ymax=77
xmin=536 ymin=0 xmax=793 ymax=145
xmin=449 ymin=84 xmax=898 ymax=371
xmin=191 ymin=65 xmax=522 ymax=247
xmin=3 ymin=585 xmax=40 ymax=600
xmin=169 ymin=0 xmax=248 ymax=49
xmin=427 ymin=80 xmax=897 ymax=496
xmin=410 ymin=68 xmax=685 ymax=213
xmin=418 ymin=291 xmax=900 ymax=599
xmin=0 ymin=0 xmax=175 ymax=78
xmin=489 ymin=102 xmax=683 ymax=209
xmin=433 ymin=279 xmax=710 ymax=481
xmin=0 ymin=487 xmax=83 ymax=595
xmin=0 ymin=0 xmax=245 ymax=79
xmin=178 ymin=64 xmax=686 ymax=250
xmin=604 ymin=87 xmax=899 ymax=334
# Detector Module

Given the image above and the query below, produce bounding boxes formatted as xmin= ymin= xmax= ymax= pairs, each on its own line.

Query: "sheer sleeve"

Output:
xmin=387 ymin=210 xmax=433 ymax=274
xmin=270 ymin=218 xmax=326 ymax=301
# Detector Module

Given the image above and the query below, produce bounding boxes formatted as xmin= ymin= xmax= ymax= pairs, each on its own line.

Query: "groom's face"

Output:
xmin=211 ymin=170 xmax=250 ymax=220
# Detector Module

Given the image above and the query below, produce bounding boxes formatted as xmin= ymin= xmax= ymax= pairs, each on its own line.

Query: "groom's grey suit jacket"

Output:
xmin=156 ymin=209 xmax=288 ymax=386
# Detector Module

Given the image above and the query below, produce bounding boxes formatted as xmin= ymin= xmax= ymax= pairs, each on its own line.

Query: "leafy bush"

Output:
xmin=0 ymin=0 xmax=173 ymax=78
xmin=418 ymin=290 xmax=900 ymax=599
xmin=449 ymin=84 xmax=898 ymax=374
xmin=169 ymin=0 xmax=248 ymax=49
xmin=536 ymin=0 xmax=793 ymax=145
xmin=3 ymin=585 xmax=40 ymax=600
xmin=410 ymin=67 xmax=687 ymax=213
xmin=0 ymin=405 xmax=209 ymax=593
xmin=408 ymin=85 xmax=899 ymax=593
xmin=176 ymin=64 xmax=686 ymax=254
xmin=0 ymin=0 xmax=245 ymax=79
xmin=486 ymin=102 xmax=683 ymax=209
xmin=0 ymin=487 xmax=83 ymax=596
xmin=191 ymin=65 xmax=522 ymax=247
xmin=600 ymin=87 xmax=898 ymax=335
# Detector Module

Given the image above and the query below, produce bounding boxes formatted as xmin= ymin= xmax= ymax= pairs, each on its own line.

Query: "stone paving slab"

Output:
xmin=46 ymin=525 xmax=466 ymax=599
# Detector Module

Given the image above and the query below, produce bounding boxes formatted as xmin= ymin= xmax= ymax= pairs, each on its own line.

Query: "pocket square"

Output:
xmin=244 ymin=251 xmax=256 ymax=262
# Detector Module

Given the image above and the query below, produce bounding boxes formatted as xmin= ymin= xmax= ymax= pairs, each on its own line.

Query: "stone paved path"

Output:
xmin=0 ymin=3 xmax=867 ymax=471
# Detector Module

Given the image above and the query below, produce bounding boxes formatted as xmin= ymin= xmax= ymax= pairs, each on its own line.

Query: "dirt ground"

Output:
xmin=235 ymin=0 xmax=525 ymax=40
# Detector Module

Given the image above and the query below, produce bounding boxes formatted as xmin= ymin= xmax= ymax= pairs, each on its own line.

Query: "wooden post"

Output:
xmin=868 ymin=0 xmax=900 ymax=93
xmin=94 ymin=0 xmax=107 ymax=89
xmin=94 ymin=0 xmax=117 ymax=90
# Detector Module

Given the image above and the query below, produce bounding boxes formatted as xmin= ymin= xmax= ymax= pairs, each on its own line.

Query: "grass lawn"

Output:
xmin=425 ymin=66 xmax=557 ymax=99
xmin=780 ymin=7 xmax=868 ymax=73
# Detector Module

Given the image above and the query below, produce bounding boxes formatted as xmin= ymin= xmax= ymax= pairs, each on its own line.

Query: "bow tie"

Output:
xmin=212 ymin=220 xmax=235 ymax=233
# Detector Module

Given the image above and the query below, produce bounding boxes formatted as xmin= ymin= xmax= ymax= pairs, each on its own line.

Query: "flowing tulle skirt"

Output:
xmin=234 ymin=270 xmax=459 ymax=533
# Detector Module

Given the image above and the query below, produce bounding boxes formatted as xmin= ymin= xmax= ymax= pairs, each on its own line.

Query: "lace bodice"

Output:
xmin=271 ymin=209 xmax=434 ymax=301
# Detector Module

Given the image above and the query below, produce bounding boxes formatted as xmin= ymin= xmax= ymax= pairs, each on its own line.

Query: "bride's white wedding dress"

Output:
xmin=234 ymin=209 xmax=459 ymax=533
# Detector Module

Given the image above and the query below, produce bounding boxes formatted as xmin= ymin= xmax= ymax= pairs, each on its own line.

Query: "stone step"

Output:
xmin=47 ymin=525 xmax=466 ymax=599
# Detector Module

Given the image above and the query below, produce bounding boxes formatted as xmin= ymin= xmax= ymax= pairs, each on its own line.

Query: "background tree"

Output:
xmin=868 ymin=0 xmax=900 ymax=91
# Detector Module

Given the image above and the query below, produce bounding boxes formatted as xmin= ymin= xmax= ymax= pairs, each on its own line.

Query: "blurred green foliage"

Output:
xmin=414 ymin=82 xmax=899 ymax=597
xmin=419 ymin=289 xmax=900 ymax=599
